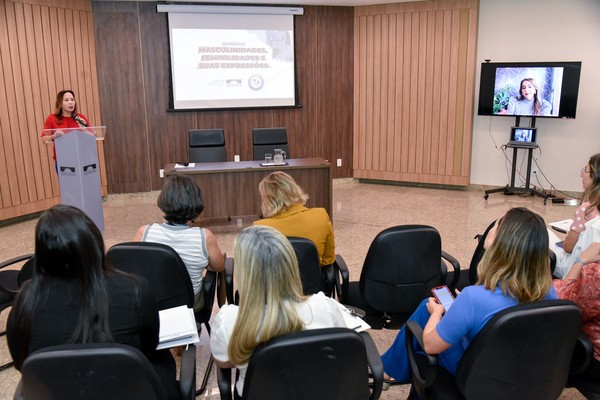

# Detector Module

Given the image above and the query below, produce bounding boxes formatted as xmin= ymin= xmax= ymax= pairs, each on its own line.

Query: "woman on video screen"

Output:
xmin=500 ymin=78 xmax=552 ymax=116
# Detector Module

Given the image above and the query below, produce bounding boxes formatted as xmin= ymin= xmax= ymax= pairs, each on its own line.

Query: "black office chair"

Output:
xmin=405 ymin=299 xmax=583 ymax=400
xmin=106 ymin=242 xmax=216 ymax=396
xmin=252 ymin=127 xmax=289 ymax=161
xmin=340 ymin=225 xmax=460 ymax=329
xmin=217 ymin=327 xmax=383 ymax=400
xmin=0 ymin=253 xmax=34 ymax=372
xmin=218 ymin=238 xmax=336 ymax=306
xmin=567 ymin=333 xmax=599 ymax=399
xmin=189 ymin=129 xmax=227 ymax=163
xmin=454 ymin=219 xmax=557 ymax=290
xmin=287 ymin=237 xmax=334 ymax=296
xmin=15 ymin=343 xmax=193 ymax=400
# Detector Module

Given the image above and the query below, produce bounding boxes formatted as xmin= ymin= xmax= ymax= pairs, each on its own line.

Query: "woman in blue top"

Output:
xmin=381 ymin=207 xmax=556 ymax=383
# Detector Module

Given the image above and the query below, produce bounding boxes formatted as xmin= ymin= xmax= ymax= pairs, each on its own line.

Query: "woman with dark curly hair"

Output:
xmin=135 ymin=174 xmax=225 ymax=311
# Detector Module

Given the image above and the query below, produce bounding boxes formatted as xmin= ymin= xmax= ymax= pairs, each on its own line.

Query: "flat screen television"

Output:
xmin=478 ymin=61 xmax=582 ymax=119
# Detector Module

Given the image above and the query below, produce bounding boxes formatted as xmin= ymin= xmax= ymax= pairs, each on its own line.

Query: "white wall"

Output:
xmin=471 ymin=0 xmax=600 ymax=192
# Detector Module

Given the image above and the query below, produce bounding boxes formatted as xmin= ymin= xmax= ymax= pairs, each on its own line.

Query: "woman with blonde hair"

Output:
xmin=210 ymin=225 xmax=345 ymax=396
xmin=380 ymin=207 xmax=556 ymax=384
xmin=254 ymin=171 xmax=335 ymax=267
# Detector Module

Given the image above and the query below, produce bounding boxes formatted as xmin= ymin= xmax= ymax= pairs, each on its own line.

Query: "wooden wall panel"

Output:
xmin=353 ymin=0 xmax=478 ymax=186
xmin=93 ymin=2 xmax=354 ymax=193
xmin=0 ymin=0 xmax=105 ymax=221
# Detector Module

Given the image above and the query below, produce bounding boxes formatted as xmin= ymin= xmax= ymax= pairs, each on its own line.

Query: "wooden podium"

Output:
xmin=45 ymin=127 xmax=106 ymax=230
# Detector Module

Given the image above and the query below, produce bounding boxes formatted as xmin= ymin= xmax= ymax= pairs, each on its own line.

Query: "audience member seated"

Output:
xmin=134 ymin=174 xmax=225 ymax=312
xmin=210 ymin=225 xmax=346 ymax=397
xmin=554 ymin=242 xmax=600 ymax=382
xmin=253 ymin=171 xmax=335 ymax=267
xmin=7 ymin=205 xmax=180 ymax=399
xmin=551 ymin=153 xmax=600 ymax=278
xmin=379 ymin=207 xmax=556 ymax=385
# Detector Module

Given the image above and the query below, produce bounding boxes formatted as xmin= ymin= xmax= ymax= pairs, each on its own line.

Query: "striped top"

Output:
xmin=141 ymin=223 xmax=208 ymax=294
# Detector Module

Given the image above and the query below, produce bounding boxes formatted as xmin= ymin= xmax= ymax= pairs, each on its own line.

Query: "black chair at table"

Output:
xmin=189 ymin=129 xmax=227 ymax=163
xmin=405 ymin=299 xmax=583 ymax=400
xmin=106 ymin=242 xmax=217 ymax=396
xmin=339 ymin=225 xmax=460 ymax=330
xmin=0 ymin=253 xmax=34 ymax=372
xmin=15 ymin=343 xmax=186 ymax=400
xmin=252 ymin=127 xmax=289 ymax=161
xmin=217 ymin=327 xmax=383 ymax=400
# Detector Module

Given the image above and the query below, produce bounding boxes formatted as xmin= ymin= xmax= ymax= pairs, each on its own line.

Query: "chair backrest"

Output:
xmin=456 ymin=299 xmax=582 ymax=400
xmin=252 ymin=127 xmax=289 ymax=161
xmin=106 ymin=242 xmax=194 ymax=310
xmin=189 ymin=129 xmax=226 ymax=163
xmin=359 ymin=225 xmax=444 ymax=314
xmin=469 ymin=220 xmax=556 ymax=284
xmin=287 ymin=237 xmax=323 ymax=295
xmin=467 ymin=220 xmax=496 ymax=285
xmin=242 ymin=328 xmax=371 ymax=400
xmin=17 ymin=343 xmax=166 ymax=400
xmin=17 ymin=256 xmax=35 ymax=287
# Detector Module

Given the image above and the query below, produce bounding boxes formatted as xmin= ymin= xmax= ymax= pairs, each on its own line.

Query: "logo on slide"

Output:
xmin=226 ymin=79 xmax=242 ymax=87
xmin=248 ymin=75 xmax=264 ymax=91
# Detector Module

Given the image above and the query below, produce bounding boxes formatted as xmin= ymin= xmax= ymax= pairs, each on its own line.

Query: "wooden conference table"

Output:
xmin=164 ymin=158 xmax=332 ymax=220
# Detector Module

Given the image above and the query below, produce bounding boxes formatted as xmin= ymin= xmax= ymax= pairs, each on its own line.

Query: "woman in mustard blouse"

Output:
xmin=253 ymin=171 xmax=335 ymax=267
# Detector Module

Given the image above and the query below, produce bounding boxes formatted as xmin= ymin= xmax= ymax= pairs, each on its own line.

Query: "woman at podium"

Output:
xmin=41 ymin=90 xmax=90 ymax=160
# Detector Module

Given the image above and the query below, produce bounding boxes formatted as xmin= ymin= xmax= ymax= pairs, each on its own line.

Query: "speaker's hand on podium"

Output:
xmin=41 ymin=129 xmax=63 ymax=143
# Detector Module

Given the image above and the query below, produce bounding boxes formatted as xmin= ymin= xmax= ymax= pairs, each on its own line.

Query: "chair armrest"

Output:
xmin=13 ymin=378 xmax=23 ymax=400
xmin=203 ymin=270 xmax=217 ymax=310
xmin=0 ymin=254 xmax=34 ymax=270
xmin=334 ymin=254 xmax=350 ymax=303
xmin=179 ymin=344 xmax=196 ymax=400
xmin=570 ymin=333 xmax=593 ymax=375
xmin=217 ymin=257 xmax=234 ymax=307
xmin=0 ymin=254 xmax=33 ymax=296
xmin=549 ymin=250 xmax=557 ymax=276
xmin=405 ymin=321 xmax=438 ymax=398
xmin=217 ymin=367 xmax=233 ymax=400
xmin=441 ymin=250 xmax=460 ymax=291
xmin=360 ymin=331 xmax=383 ymax=400
xmin=322 ymin=264 xmax=335 ymax=297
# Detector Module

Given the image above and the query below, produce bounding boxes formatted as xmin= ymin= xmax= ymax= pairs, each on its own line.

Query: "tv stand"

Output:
xmin=483 ymin=117 xmax=549 ymax=204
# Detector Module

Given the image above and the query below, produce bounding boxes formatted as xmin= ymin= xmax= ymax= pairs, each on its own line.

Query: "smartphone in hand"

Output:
xmin=431 ymin=285 xmax=455 ymax=311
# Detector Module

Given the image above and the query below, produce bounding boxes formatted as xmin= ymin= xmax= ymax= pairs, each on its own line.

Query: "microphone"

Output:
xmin=72 ymin=113 xmax=88 ymax=127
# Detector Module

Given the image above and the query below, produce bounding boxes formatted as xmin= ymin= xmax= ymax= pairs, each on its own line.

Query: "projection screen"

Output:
xmin=158 ymin=5 xmax=304 ymax=111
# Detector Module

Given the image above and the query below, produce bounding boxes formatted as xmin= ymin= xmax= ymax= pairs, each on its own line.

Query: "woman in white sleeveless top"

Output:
xmin=134 ymin=174 xmax=225 ymax=311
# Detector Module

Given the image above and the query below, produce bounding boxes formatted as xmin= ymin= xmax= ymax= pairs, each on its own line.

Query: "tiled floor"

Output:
xmin=0 ymin=180 xmax=587 ymax=399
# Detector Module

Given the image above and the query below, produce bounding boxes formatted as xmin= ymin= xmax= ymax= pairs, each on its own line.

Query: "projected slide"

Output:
xmin=171 ymin=28 xmax=295 ymax=109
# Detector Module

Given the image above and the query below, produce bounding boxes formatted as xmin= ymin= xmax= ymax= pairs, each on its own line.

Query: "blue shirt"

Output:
xmin=435 ymin=285 xmax=557 ymax=373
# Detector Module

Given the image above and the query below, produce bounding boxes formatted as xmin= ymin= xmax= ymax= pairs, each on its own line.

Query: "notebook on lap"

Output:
xmin=508 ymin=127 xmax=537 ymax=148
